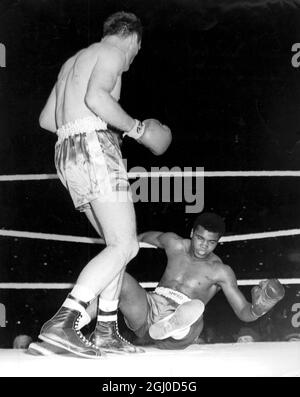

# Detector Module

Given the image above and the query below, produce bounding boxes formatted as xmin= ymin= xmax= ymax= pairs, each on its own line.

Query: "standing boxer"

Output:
xmin=38 ymin=11 xmax=172 ymax=358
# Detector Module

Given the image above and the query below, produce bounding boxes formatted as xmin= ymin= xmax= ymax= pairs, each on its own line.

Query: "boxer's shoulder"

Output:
xmin=213 ymin=262 xmax=236 ymax=285
xmin=207 ymin=252 xmax=224 ymax=269
xmin=161 ymin=233 xmax=185 ymax=252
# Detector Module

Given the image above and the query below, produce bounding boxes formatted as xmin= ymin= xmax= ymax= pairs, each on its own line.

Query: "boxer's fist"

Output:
xmin=251 ymin=279 xmax=285 ymax=318
xmin=124 ymin=119 xmax=172 ymax=156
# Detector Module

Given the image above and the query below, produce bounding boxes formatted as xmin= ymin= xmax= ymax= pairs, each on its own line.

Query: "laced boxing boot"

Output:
xmin=149 ymin=299 xmax=205 ymax=340
xmin=38 ymin=295 xmax=102 ymax=359
xmin=89 ymin=319 xmax=144 ymax=354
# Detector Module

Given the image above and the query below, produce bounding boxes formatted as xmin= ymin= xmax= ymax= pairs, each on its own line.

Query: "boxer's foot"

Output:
xmin=39 ymin=306 xmax=103 ymax=359
xmin=149 ymin=300 xmax=204 ymax=340
xmin=90 ymin=321 xmax=144 ymax=354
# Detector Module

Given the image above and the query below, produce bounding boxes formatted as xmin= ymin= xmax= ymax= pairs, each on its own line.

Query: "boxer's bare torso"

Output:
xmin=55 ymin=42 xmax=122 ymax=128
xmin=158 ymin=239 xmax=224 ymax=304
xmin=139 ymin=227 xmax=250 ymax=316
xmin=39 ymin=34 xmax=141 ymax=134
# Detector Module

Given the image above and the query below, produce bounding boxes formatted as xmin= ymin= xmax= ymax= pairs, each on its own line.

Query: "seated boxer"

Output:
xmin=111 ymin=212 xmax=284 ymax=349
xmin=29 ymin=212 xmax=285 ymax=353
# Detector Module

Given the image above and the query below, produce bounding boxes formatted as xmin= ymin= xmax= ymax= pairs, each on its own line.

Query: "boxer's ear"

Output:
xmin=128 ymin=33 xmax=139 ymax=49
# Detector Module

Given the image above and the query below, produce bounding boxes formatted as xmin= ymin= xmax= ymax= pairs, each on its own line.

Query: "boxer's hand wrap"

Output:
xmin=250 ymin=279 xmax=285 ymax=319
xmin=123 ymin=119 xmax=145 ymax=140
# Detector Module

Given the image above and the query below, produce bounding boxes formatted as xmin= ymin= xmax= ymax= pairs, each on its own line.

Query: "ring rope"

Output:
xmin=1 ymin=229 xmax=299 ymax=288
xmin=1 ymin=170 xmax=300 ymax=181
xmin=1 ymin=228 xmax=300 ymax=246
xmin=1 ymin=172 xmax=299 ymax=289
xmin=0 ymin=279 xmax=299 ymax=290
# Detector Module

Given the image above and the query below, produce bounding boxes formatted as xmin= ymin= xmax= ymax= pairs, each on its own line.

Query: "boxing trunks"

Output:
xmin=125 ymin=287 xmax=204 ymax=350
xmin=55 ymin=116 xmax=130 ymax=211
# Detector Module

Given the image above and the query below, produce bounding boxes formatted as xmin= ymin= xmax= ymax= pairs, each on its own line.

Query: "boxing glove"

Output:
xmin=123 ymin=119 xmax=172 ymax=156
xmin=250 ymin=279 xmax=285 ymax=318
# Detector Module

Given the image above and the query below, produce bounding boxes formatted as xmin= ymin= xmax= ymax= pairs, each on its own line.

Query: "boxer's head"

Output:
xmin=236 ymin=327 xmax=260 ymax=343
xmin=103 ymin=12 xmax=143 ymax=44
xmin=190 ymin=212 xmax=225 ymax=259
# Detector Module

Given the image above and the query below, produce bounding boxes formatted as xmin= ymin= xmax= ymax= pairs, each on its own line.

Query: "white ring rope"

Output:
xmin=0 ymin=171 xmax=299 ymax=290
xmin=220 ymin=229 xmax=300 ymax=242
xmin=1 ymin=228 xmax=300 ymax=246
xmin=0 ymin=174 xmax=58 ymax=181
xmin=0 ymin=229 xmax=299 ymax=289
xmin=0 ymin=279 xmax=299 ymax=290
xmin=1 ymin=170 xmax=300 ymax=181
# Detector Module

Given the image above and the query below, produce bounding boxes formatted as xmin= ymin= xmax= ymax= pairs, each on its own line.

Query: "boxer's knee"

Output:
xmin=110 ymin=237 xmax=139 ymax=264
xmin=122 ymin=238 xmax=139 ymax=262
xmin=129 ymin=238 xmax=139 ymax=260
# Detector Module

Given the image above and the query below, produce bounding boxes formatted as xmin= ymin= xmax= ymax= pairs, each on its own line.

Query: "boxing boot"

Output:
xmin=39 ymin=305 xmax=102 ymax=359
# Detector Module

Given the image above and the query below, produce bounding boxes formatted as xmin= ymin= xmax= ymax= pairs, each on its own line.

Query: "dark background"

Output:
xmin=0 ymin=0 xmax=300 ymax=347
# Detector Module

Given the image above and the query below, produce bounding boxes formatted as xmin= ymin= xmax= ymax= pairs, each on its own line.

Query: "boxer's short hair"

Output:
xmin=193 ymin=212 xmax=225 ymax=237
xmin=103 ymin=11 xmax=143 ymax=43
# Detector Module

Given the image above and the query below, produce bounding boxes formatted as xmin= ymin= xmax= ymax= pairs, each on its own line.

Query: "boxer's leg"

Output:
xmin=155 ymin=317 xmax=204 ymax=350
xmin=119 ymin=272 xmax=150 ymax=331
xmin=81 ymin=196 xmax=143 ymax=353
xmin=89 ymin=272 xmax=147 ymax=353
xmin=28 ymin=211 xmax=119 ymax=357
xmin=39 ymin=191 xmax=139 ymax=358
xmin=76 ymin=191 xmax=139 ymax=292
xmin=149 ymin=299 xmax=205 ymax=340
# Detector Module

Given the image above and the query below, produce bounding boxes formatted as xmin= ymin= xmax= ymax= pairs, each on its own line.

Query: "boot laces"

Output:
xmin=115 ymin=321 xmax=133 ymax=346
xmin=75 ymin=315 xmax=97 ymax=348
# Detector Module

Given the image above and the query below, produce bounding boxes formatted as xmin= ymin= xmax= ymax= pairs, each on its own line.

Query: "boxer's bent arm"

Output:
xmin=218 ymin=265 xmax=258 ymax=322
xmin=85 ymin=47 xmax=135 ymax=132
xmin=138 ymin=231 xmax=182 ymax=249
xmin=39 ymin=85 xmax=57 ymax=133
xmin=138 ymin=231 xmax=165 ymax=248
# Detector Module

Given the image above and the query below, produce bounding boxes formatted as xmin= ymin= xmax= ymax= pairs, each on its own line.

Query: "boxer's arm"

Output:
xmin=85 ymin=47 xmax=135 ymax=132
xmin=138 ymin=232 xmax=182 ymax=249
xmin=217 ymin=265 xmax=258 ymax=322
xmin=39 ymin=85 xmax=57 ymax=133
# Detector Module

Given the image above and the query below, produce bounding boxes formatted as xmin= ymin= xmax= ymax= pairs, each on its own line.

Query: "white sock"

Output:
xmin=97 ymin=298 xmax=118 ymax=322
xmin=62 ymin=297 xmax=91 ymax=329
xmin=70 ymin=284 xmax=96 ymax=303
xmin=61 ymin=284 xmax=95 ymax=329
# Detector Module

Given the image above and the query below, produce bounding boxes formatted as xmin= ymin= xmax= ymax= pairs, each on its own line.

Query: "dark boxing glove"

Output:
xmin=251 ymin=279 xmax=285 ymax=319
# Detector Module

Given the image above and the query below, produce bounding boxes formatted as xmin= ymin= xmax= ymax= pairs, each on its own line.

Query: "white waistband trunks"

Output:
xmin=56 ymin=116 xmax=107 ymax=141
xmin=154 ymin=287 xmax=191 ymax=305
